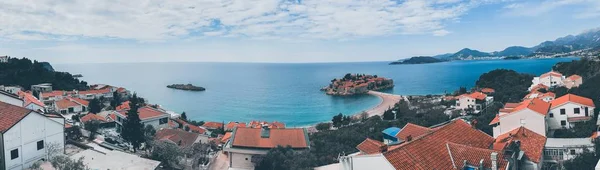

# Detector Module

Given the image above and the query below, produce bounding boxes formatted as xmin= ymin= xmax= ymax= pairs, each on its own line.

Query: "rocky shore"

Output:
xmin=167 ymin=84 xmax=206 ymax=91
xmin=321 ymin=73 xmax=394 ymax=96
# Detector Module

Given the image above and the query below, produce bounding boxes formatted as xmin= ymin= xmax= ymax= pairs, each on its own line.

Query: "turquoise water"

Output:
xmin=54 ymin=58 xmax=577 ymax=126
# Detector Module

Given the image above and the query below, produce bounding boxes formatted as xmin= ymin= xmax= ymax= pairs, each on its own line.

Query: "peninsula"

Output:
xmin=167 ymin=84 xmax=206 ymax=91
xmin=321 ymin=73 xmax=394 ymax=96
xmin=389 ymin=56 xmax=446 ymax=65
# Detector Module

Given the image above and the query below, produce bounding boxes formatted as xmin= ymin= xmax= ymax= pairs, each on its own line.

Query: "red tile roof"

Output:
xmin=67 ymin=97 xmax=89 ymax=106
xmin=446 ymin=142 xmax=508 ymax=169
xmin=489 ymin=114 xmax=500 ymax=125
xmin=221 ymin=132 xmax=232 ymax=143
xmin=510 ymin=98 xmax=551 ymax=116
xmin=225 ymin=122 xmax=247 ymax=130
xmin=55 ymin=98 xmax=82 ymax=110
xmin=493 ymin=127 xmax=546 ymax=163
xmin=0 ymin=101 xmax=33 ymax=133
xmin=203 ymin=121 xmax=224 ymax=129
xmin=460 ymin=92 xmax=487 ymax=100
xmin=269 ymin=121 xmax=285 ymax=129
xmin=567 ymin=116 xmax=592 ymax=122
xmin=540 ymin=71 xmax=563 ymax=78
xmin=80 ymin=113 xmax=108 ymax=123
xmin=18 ymin=91 xmax=45 ymax=107
xmin=504 ymin=103 xmax=520 ymax=108
xmin=116 ymin=106 xmax=168 ymax=120
xmin=395 ymin=123 xmax=431 ymax=141
xmin=567 ymin=74 xmax=582 ymax=81
xmin=231 ymin=127 xmax=309 ymax=149
xmin=551 ymin=94 xmax=595 ymax=108
xmin=383 ymin=120 xmax=500 ymax=170
xmin=116 ymin=101 xmax=130 ymax=110
xmin=41 ymin=91 xmax=65 ymax=98
xmin=174 ymin=119 xmax=207 ymax=134
xmin=356 ymin=138 xmax=387 ymax=154
xmin=481 ymin=88 xmax=495 ymax=93
xmin=155 ymin=129 xmax=200 ymax=148
xmin=78 ymin=88 xmax=110 ymax=95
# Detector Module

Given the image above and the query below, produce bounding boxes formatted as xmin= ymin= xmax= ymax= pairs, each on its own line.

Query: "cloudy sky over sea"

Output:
xmin=1 ymin=0 xmax=599 ymax=63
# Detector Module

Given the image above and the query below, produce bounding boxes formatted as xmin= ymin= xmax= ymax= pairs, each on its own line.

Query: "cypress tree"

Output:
xmin=121 ymin=94 xmax=145 ymax=152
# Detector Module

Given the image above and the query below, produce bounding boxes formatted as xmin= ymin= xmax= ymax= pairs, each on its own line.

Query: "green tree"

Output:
xmin=88 ymin=98 xmax=102 ymax=114
xmin=315 ymin=123 xmax=331 ymax=131
xmin=382 ymin=108 xmax=395 ymax=120
xmin=181 ymin=111 xmax=187 ymax=120
xmin=331 ymin=113 xmax=343 ymax=128
xmin=562 ymin=150 xmax=599 ymax=170
xmin=150 ymin=141 xmax=183 ymax=168
xmin=50 ymin=155 xmax=90 ymax=170
xmin=84 ymin=120 xmax=101 ymax=140
xmin=121 ymin=94 xmax=145 ymax=152
xmin=0 ymin=57 xmax=88 ymax=91
xmin=110 ymin=91 xmax=121 ymax=108
xmin=256 ymin=146 xmax=315 ymax=170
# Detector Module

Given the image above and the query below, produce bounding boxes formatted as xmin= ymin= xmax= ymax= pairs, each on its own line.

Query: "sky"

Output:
xmin=1 ymin=0 xmax=600 ymax=64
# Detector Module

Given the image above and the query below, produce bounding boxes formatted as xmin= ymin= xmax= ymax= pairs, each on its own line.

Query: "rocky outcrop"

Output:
xmin=321 ymin=74 xmax=394 ymax=96
xmin=167 ymin=84 xmax=206 ymax=91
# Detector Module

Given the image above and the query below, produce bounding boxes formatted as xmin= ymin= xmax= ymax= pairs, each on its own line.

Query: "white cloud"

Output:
xmin=432 ymin=29 xmax=451 ymax=36
xmin=0 ymin=0 xmax=480 ymax=41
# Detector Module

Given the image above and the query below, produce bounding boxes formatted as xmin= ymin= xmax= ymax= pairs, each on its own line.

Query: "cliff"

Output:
xmin=321 ymin=74 xmax=394 ymax=96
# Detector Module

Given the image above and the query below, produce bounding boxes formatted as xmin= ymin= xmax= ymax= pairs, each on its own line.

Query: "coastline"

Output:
xmin=356 ymin=91 xmax=403 ymax=118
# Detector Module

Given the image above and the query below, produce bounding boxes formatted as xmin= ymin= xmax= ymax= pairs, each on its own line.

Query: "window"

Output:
xmin=570 ymin=149 xmax=576 ymax=155
xmin=560 ymin=109 xmax=566 ymax=115
xmin=37 ymin=140 xmax=44 ymax=150
xmin=159 ymin=117 xmax=168 ymax=125
xmin=10 ymin=149 xmax=18 ymax=160
xmin=561 ymin=120 xmax=567 ymax=126
xmin=574 ymin=108 xmax=580 ymax=114
xmin=520 ymin=119 xmax=526 ymax=125
xmin=549 ymin=113 xmax=554 ymax=118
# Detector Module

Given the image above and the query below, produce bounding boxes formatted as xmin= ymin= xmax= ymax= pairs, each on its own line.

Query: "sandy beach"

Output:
xmin=355 ymin=91 xmax=403 ymax=118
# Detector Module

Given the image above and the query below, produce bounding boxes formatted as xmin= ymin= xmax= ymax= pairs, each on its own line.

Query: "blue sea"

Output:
xmin=54 ymin=58 xmax=578 ymax=126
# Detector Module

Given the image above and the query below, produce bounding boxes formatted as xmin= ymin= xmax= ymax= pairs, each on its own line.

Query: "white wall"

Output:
xmin=548 ymin=103 xmax=595 ymax=130
xmin=230 ymin=152 xmax=255 ymax=169
xmin=456 ymin=96 xmax=475 ymax=110
xmin=0 ymin=94 xmax=23 ymax=107
xmin=25 ymin=103 xmax=45 ymax=112
xmin=495 ymin=109 xmax=546 ymax=138
xmin=2 ymin=113 xmax=64 ymax=170
xmin=340 ymin=154 xmax=395 ymax=170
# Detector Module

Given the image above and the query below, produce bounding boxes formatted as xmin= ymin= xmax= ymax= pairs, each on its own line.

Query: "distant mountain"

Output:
xmin=493 ymin=46 xmax=533 ymax=57
xmin=533 ymin=28 xmax=600 ymax=54
xmin=391 ymin=27 xmax=600 ymax=62
xmin=389 ymin=56 xmax=445 ymax=65
xmin=449 ymin=48 xmax=492 ymax=59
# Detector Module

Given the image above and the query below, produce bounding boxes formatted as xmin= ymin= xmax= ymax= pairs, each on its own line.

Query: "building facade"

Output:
xmin=547 ymin=94 xmax=595 ymax=130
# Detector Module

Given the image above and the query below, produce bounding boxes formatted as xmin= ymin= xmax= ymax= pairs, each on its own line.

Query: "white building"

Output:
xmin=54 ymin=97 xmax=89 ymax=114
xmin=564 ymin=75 xmax=583 ymax=89
xmin=544 ymin=138 xmax=594 ymax=163
xmin=0 ymin=101 xmax=65 ymax=170
xmin=76 ymin=88 xmax=112 ymax=100
xmin=455 ymin=92 xmax=492 ymax=114
xmin=0 ymin=90 xmax=24 ymax=107
xmin=0 ymin=86 xmax=22 ymax=95
xmin=223 ymin=127 xmax=310 ymax=170
xmin=71 ymin=143 xmax=160 ymax=170
xmin=339 ymin=154 xmax=395 ymax=170
xmin=529 ymin=71 xmax=565 ymax=91
xmin=547 ymin=94 xmax=596 ymax=130
xmin=17 ymin=91 xmax=46 ymax=112
xmin=524 ymin=91 xmax=556 ymax=102
xmin=489 ymin=98 xmax=550 ymax=138
xmin=115 ymin=106 xmax=170 ymax=131
xmin=31 ymin=83 xmax=53 ymax=93
xmin=0 ymin=56 xmax=8 ymax=63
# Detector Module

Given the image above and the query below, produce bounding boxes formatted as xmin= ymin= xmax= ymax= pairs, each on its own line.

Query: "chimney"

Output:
xmin=478 ymin=159 xmax=484 ymax=170
xmin=491 ymin=152 xmax=498 ymax=170
xmin=260 ymin=124 xmax=270 ymax=138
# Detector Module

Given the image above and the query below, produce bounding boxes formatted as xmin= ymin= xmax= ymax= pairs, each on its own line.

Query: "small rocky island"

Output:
xmin=321 ymin=73 xmax=394 ymax=96
xmin=389 ymin=56 xmax=446 ymax=65
xmin=167 ymin=84 xmax=206 ymax=91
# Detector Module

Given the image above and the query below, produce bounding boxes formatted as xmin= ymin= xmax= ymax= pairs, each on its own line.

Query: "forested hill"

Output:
xmin=0 ymin=57 xmax=88 ymax=91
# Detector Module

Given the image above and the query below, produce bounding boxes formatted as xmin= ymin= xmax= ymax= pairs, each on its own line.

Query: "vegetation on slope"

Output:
xmin=0 ymin=57 xmax=88 ymax=90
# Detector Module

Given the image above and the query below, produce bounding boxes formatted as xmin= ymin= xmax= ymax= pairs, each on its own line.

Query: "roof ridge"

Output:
xmin=446 ymin=143 xmax=457 ymax=169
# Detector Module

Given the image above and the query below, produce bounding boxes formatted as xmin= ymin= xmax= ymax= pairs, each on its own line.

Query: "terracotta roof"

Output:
xmin=395 ymin=123 xmax=431 ymax=141
xmin=116 ymin=106 xmax=168 ymax=120
xmin=0 ymin=101 xmax=33 ymax=133
xmin=168 ymin=120 xmax=179 ymax=128
xmin=80 ymin=113 xmax=107 ymax=123
xmin=174 ymin=119 xmax=207 ymax=134
xmin=248 ymin=120 xmax=268 ymax=128
xmin=231 ymin=127 xmax=309 ymax=149
xmin=67 ymin=97 xmax=89 ymax=106
xmin=116 ymin=101 xmax=130 ymax=110
xmin=481 ymin=88 xmax=495 ymax=93
xmin=41 ymin=91 xmax=65 ymax=98
xmin=55 ymin=98 xmax=82 ymax=110
xmin=203 ymin=121 xmax=224 ymax=129
xmin=225 ymin=122 xmax=247 ymax=130
xmin=493 ymin=127 xmax=546 ymax=163
xmin=356 ymin=138 xmax=387 ymax=154
xmin=460 ymin=92 xmax=487 ymax=100
xmin=540 ymin=71 xmax=563 ymax=78
xmin=568 ymin=116 xmax=592 ymax=122
xmin=117 ymin=87 xmax=127 ymax=93
xmin=269 ymin=121 xmax=286 ymax=129
xmin=18 ymin=91 xmax=45 ymax=107
xmin=508 ymin=98 xmax=551 ymax=116
xmin=383 ymin=120 xmax=499 ymax=170
xmin=446 ymin=142 xmax=508 ymax=169
xmin=504 ymin=103 xmax=520 ymax=108
xmin=551 ymin=94 xmax=595 ymax=108
xmin=78 ymin=88 xmax=110 ymax=95
xmin=221 ymin=132 xmax=232 ymax=143
xmin=155 ymin=129 xmax=200 ymax=148
xmin=489 ymin=114 xmax=500 ymax=125
xmin=567 ymin=74 xmax=582 ymax=81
